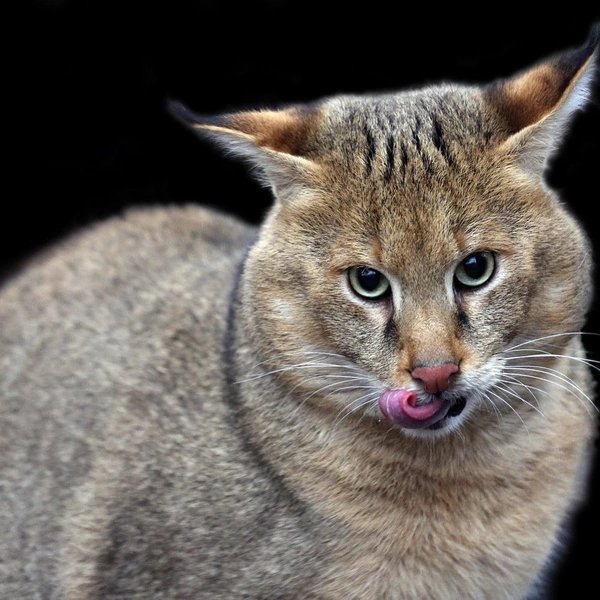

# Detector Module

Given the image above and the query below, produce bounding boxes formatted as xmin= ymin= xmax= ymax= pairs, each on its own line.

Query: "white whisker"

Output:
xmin=286 ymin=378 xmax=375 ymax=422
xmin=484 ymin=387 xmax=529 ymax=432
xmin=503 ymin=351 xmax=600 ymax=373
xmin=236 ymin=360 xmax=364 ymax=384
xmin=503 ymin=331 xmax=598 ymax=353
xmin=504 ymin=366 xmax=598 ymax=415
xmin=331 ymin=391 xmax=380 ymax=431
xmin=500 ymin=374 xmax=551 ymax=403
xmin=493 ymin=380 xmax=547 ymax=419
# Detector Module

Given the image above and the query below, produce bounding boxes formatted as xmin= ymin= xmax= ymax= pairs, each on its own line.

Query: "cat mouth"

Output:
xmin=378 ymin=389 xmax=467 ymax=430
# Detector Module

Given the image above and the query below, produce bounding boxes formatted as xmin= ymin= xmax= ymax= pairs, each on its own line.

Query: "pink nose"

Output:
xmin=411 ymin=363 xmax=459 ymax=394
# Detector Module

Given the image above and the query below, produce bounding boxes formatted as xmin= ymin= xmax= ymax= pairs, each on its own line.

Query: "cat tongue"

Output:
xmin=378 ymin=389 xmax=449 ymax=429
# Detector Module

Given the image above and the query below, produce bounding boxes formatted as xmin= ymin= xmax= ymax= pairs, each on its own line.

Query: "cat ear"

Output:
xmin=169 ymin=101 xmax=322 ymax=201
xmin=487 ymin=25 xmax=599 ymax=180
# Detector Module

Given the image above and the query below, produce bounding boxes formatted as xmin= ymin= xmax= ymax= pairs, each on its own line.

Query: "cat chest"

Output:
xmin=301 ymin=471 xmax=560 ymax=599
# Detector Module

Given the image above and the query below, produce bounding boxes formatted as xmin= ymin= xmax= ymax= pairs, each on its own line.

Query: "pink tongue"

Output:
xmin=378 ymin=389 xmax=448 ymax=429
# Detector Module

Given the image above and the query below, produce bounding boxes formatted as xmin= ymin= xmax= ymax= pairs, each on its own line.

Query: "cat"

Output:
xmin=1 ymin=26 xmax=599 ymax=600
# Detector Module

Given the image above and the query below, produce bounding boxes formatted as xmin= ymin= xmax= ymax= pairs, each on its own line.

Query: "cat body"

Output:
xmin=1 ymin=30 xmax=599 ymax=599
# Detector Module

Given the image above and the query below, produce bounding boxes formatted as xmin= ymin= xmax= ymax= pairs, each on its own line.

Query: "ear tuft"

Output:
xmin=487 ymin=27 xmax=598 ymax=132
xmin=486 ymin=24 xmax=599 ymax=178
xmin=168 ymin=100 xmax=321 ymax=156
xmin=167 ymin=100 xmax=323 ymax=200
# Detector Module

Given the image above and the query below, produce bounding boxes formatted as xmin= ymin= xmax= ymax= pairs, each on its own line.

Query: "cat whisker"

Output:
xmin=238 ymin=348 xmax=383 ymax=426
xmin=506 ymin=363 xmax=595 ymax=396
xmin=503 ymin=366 xmax=598 ymax=415
xmin=482 ymin=391 xmax=504 ymax=424
xmin=285 ymin=376 xmax=377 ymax=424
xmin=257 ymin=348 xmax=364 ymax=365
xmin=309 ymin=390 xmax=381 ymax=446
xmin=305 ymin=382 xmax=376 ymax=405
xmin=503 ymin=331 xmax=600 ymax=353
xmin=493 ymin=380 xmax=547 ymax=419
xmin=239 ymin=348 xmax=367 ymax=382
xmin=502 ymin=350 xmax=600 ymax=373
xmin=482 ymin=387 xmax=530 ymax=433
xmin=236 ymin=359 xmax=364 ymax=384
xmin=495 ymin=377 xmax=539 ymax=405
xmin=338 ymin=391 xmax=380 ymax=419
xmin=289 ymin=373 xmax=370 ymax=390
xmin=240 ymin=349 xmax=345 ymax=370
xmin=499 ymin=374 xmax=549 ymax=405
xmin=478 ymin=389 xmax=506 ymax=425
xmin=284 ymin=373 xmax=371 ymax=407
xmin=329 ymin=391 xmax=380 ymax=432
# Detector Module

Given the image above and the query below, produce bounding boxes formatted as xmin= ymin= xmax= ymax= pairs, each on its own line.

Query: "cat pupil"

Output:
xmin=359 ymin=268 xmax=381 ymax=291
xmin=463 ymin=254 xmax=487 ymax=279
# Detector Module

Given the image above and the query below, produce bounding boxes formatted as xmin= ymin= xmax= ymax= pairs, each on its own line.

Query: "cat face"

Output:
xmin=174 ymin=31 xmax=597 ymax=437
xmin=243 ymin=93 xmax=591 ymax=437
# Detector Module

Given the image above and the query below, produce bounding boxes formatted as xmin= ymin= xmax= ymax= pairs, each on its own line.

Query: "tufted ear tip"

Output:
xmin=486 ymin=28 xmax=598 ymax=134
xmin=487 ymin=26 xmax=598 ymax=179
xmin=167 ymin=99 xmax=324 ymax=201
xmin=167 ymin=99 xmax=194 ymax=124
xmin=167 ymin=99 xmax=237 ymax=134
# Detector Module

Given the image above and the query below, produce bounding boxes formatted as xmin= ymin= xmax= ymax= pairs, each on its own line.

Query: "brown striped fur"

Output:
xmin=1 ymin=26 xmax=598 ymax=599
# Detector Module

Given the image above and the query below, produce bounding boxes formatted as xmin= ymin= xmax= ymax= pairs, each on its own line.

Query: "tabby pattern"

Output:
xmin=1 ymin=26 xmax=598 ymax=600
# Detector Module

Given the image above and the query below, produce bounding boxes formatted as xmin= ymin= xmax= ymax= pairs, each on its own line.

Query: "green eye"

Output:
xmin=348 ymin=266 xmax=391 ymax=299
xmin=454 ymin=251 xmax=495 ymax=288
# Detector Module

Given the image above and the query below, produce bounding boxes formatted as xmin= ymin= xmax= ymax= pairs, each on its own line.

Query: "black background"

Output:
xmin=13 ymin=1 xmax=600 ymax=595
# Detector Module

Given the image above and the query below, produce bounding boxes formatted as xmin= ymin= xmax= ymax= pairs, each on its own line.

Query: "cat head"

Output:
xmin=172 ymin=27 xmax=598 ymax=438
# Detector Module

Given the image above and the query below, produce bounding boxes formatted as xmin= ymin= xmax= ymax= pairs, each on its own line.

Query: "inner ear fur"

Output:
xmin=168 ymin=100 xmax=324 ymax=199
xmin=169 ymin=100 xmax=322 ymax=159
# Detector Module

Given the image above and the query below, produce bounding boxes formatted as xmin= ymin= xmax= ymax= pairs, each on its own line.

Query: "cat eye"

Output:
xmin=348 ymin=266 xmax=391 ymax=300
xmin=454 ymin=251 xmax=495 ymax=288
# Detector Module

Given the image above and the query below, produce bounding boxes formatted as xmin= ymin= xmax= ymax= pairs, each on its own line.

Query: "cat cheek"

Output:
xmin=267 ymin=299 xmax=296 ymax=321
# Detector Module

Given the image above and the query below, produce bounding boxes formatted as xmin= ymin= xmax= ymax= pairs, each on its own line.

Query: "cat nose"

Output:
xmin=411 ymin=363 xmax=459 ymax=394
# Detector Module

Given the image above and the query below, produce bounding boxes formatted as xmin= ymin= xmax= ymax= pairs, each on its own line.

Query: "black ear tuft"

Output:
xmin=488 ymin=26 xmax=598 ymax=179
xmin=587 ymin=22 xmax=599 ymax=50
xmin=554 ymin=22 xmax=600 ymax=81
xmin=167 ymin=99 xmax=227 ymax=129
xmin=167 ymin=99 xmax=197 ymax=124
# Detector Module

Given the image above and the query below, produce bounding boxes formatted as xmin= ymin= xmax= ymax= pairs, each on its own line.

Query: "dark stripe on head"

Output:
xmin=431 ymin=117 xmax=453 ymax=165
xmin=399 ymin=142 xmax=408 ymax=181
xmin=412 ymin=117 xmax=422 ymax=153
xmin=384 ymin=135 xmax=395 ymax=182
xmin=421 ymin=152 xmax=435 ymax=176
xmin=364 ymin=125 xmax=376 ymax=176
xmin=412 ymin=115 xmax=435 ymax=175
